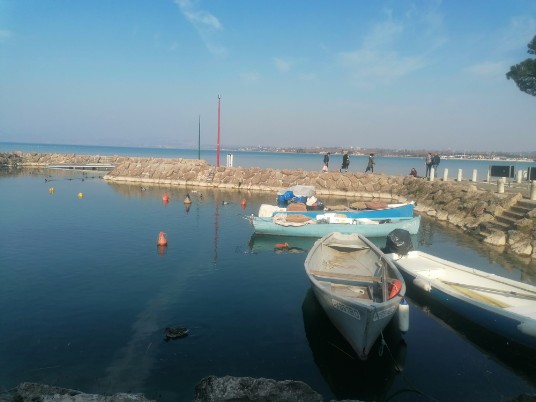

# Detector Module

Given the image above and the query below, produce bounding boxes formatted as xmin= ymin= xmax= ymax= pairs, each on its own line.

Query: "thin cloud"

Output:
xmin=0 ymin=29 xmax=12 ymax=43
xmin=174 ymin=0 xmax=226 ymax=56
xmin=337 ymin=4 xmax=445 ymax=87
xmin=241 ymin=72 xmax=261 ymax=82
xmin=274 ymin=57 xmax=292 ymax=73
xmin=299 ymin=73 xmax=317 ymax=81
xmin=465 ymin=61 xmax=507 ymax=78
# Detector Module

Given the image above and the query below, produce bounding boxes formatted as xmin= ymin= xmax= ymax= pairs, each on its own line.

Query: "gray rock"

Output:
xmin=13 ymin=383 xmax=155 ymax=402
xmin=193 ymin=376 xmax=323 ymax=402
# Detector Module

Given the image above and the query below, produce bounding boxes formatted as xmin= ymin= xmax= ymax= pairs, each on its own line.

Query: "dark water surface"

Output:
xmin=1 ymin=168 xmax=535 ymax=401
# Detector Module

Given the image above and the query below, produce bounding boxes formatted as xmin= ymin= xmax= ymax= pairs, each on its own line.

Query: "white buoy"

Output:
xmin=398 ymin=298 xmax=410 ymax=333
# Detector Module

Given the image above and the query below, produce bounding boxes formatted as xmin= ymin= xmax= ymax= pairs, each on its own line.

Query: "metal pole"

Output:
xmin=217 ymin=95 xmax=221 ymax=167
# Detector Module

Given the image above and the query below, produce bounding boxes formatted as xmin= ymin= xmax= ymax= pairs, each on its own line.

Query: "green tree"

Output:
xmin=506 ymin=35 xmax=536 ymax=96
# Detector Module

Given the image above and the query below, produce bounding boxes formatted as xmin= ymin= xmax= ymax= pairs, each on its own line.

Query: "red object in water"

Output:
xmin=162 ymin=194 xmax=169 ymax=202
xmin=274 ymin=242 xmax=289 ymax=249
xmin=162 ymin=199 xmax=169 ymax=206
xmin=157 ymin=232 xmax=168 ymax=246
xmin=241 ymin=198 xmax=247 ymax=208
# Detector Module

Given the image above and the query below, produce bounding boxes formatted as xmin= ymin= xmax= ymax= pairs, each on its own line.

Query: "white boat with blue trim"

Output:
xmin=383 ymin=229 xmax=536 ymax=352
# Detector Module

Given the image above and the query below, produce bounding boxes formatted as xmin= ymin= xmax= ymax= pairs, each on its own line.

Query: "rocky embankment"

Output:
xmin=1 ymin=152 xmax=535 ymax=259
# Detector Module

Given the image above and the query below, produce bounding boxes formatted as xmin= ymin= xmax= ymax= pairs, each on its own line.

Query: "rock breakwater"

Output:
xmin=1 ymin=152 xmax=535 ymax=259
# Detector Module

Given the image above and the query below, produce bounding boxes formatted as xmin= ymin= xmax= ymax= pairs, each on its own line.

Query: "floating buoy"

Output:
xmin=398 ymin=298 xmax=410 ymax=333
xmin=274 ymin=242 xmax=289 ymax=249
xmin=157 ymin=231 xmax=168 ymax=246
xmin=241 ymin=198 xmax=247 ymax=208
xmin=162 ymin=193 xmax=169 ymax=202
xmin=388 ymin=279 xmax=402 ymax=299
xmin=78 ymin=192 xmax=84 ymax=198
xmin=184 ymin=193 xmax=192 ymax=204
xmin=49 ymin=187 xmax=55 ymax=194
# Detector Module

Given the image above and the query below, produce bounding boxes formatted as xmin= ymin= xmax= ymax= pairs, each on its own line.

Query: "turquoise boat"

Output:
xmin=259 ymin=202 xmax=415 ymax=220
xmin=250 ymin=215 xmax=421 ymax=238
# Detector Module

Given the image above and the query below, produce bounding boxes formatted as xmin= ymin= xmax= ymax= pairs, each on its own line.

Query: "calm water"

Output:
xmin=2 ymin=142 xmax=535 ymax=182
xmin=1 ymin=149 xmax=536 ymax=401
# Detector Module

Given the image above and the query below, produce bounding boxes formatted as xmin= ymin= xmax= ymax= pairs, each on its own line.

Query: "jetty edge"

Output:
xmin=1 ymin=151 xmax=535 ymax=260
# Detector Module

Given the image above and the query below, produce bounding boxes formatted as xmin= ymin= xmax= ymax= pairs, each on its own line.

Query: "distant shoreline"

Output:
xmin=1 ymin=141 xmax=534 ymax=162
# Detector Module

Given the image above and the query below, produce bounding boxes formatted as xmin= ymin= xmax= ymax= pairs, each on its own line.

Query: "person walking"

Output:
xmin=432 ymin=153 xmax=441 ymax=175
xmin=365 ymin=153 xmax=375 ymax=173
xmin=322 ymin=152 xmax=330 ymax=172
xmin=425 ymin=153 xmax=432 ymax=178
xmin=340 ymin=151 xmax=350 ymax=172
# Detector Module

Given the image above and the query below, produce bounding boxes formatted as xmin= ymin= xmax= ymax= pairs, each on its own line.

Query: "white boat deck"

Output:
xmin=398 ymin=252 xmax=536 ymax=313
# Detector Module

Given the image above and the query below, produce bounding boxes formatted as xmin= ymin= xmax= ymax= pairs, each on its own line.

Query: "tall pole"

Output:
xmin=198 ymin=115 xmax=201 ymax=160
xmin=217 ymin=94 xmax=221 ymax=167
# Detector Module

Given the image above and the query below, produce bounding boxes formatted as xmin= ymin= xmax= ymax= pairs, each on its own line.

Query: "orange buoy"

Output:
xmin=241 ymin=198 xmax=247 ymax=208
xmin=388 ymin=279 xmax=402 ymax=299
xmin=157 ymin=232 xmax=168 ymax=246
xmin=162 ymin=193 xmax=169 ymax=202
xmin=274 ymin=242 xmax=289 ymax=249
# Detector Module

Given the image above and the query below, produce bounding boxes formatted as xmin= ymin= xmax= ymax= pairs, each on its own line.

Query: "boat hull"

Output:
xmin=387 ymin=251 xmax=536 ymax=351
xmin=311 ymin=284 xmax=401 ymax=359
xmin=261 ymin=202 xmax=414 ymax=219
xmin=304 ymin=232 xmax=406 ymax=360
xmin=252 ymin=216 xmax=421 ymax=238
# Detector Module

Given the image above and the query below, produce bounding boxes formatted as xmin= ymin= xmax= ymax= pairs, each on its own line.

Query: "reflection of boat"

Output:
xmin=250 ymin=215 xmax=421 ymax=238
xmin=247 ymin=234 xmax=317 ymax=253
xmin=302 ymin=289 xmax=406 ymax=401
xmin=384 ymin=230 xmax=536 ymax=352
xmin=304 ymin=232 xmax=406 ymax=360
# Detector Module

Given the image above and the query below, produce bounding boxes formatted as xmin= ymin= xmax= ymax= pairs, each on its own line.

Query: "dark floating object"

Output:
xmin=164 ymin=327 xmax=189 ymax=340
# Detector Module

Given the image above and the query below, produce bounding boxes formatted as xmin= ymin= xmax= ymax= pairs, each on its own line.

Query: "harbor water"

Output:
xmin=1 ymin=144 xmax=536 ymax=401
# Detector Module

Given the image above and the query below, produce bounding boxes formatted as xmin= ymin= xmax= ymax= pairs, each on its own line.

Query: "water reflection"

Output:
xmin=408 ymin=290 xmax=536 ymax=384
xmin=247 ymin=234 xmax=317 ymax=254
xmin=301 ymin=289 xmax=407 ymax=401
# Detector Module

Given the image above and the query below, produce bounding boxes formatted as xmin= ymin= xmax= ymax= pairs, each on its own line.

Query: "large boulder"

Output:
xmin=193 ymin=376 xmax=323 ymax=402
xmin=14 ymin=383 xmax=155 ymax=402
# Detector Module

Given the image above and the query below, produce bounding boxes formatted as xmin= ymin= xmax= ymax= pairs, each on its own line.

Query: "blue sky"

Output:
xmin=0 ymin=0 xmax=535 ymax=152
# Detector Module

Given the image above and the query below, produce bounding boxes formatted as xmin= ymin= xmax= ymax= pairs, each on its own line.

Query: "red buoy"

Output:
xmin=241 ymin=198 xmax=247 ymax=208
xmin=162 ymin=193 xmax=169 ymax=202
xmin=157 ymin=232 xmax=168 ymax=246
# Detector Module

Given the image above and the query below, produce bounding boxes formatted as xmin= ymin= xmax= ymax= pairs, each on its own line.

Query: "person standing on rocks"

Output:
xmin=340 ymin=151 xmax=350 ymax=172
xmin=365 ymin=153 xmax=375 ymax=173
xmin=432 ymin=153 xmax=441 ymax=175
xmin=425 ymin=152 xmax=432 ymax=178
xmin=323 ymin=152 xmax=330 ymax=172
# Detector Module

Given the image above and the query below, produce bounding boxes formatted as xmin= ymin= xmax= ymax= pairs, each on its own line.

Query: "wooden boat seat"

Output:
xmin=310 ymin=269 xmax=382 ymax=283
xmin=331 ymin=283 xmax=372 ymax=300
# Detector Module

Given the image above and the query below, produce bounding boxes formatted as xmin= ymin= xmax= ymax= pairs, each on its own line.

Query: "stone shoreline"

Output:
xmin=1 ymin=152 xmax=535 ymax=259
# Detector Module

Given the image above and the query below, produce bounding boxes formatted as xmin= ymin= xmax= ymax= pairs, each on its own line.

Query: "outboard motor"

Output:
xmin=384 ymin=229 xmax=413 ymax=255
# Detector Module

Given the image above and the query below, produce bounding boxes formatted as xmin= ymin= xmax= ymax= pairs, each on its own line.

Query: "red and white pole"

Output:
xmin=217 ymin=94 xmax=221 ymax=167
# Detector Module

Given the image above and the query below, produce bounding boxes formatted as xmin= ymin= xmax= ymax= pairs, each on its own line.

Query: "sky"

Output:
xmin=0 ymin=0 xmax=535 ymax=153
